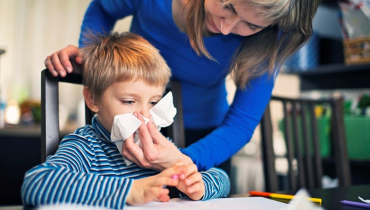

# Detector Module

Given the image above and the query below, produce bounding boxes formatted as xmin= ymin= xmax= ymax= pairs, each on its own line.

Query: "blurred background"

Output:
xmin=1 ymin=0 xmax=370 ymax=206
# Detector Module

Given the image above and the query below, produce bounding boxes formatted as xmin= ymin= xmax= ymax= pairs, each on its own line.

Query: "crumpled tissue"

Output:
xmin=110 ymin=91 xmax=176 ymax=166
xmin=279 ymin=189 xmax=324 ymax=210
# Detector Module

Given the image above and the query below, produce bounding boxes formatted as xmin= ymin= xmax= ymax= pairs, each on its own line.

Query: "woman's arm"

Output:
xmin=181 ymin=72 xmax=275 ymax=170
xmin=45 ymin=0 xmax=140 ymax=77
xmin=79 ymin=0 xmax=140 ymax=47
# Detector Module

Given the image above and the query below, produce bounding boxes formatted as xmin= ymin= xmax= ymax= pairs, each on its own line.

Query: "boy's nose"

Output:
xmin=139 ymin=107 xmax=151 ymax=119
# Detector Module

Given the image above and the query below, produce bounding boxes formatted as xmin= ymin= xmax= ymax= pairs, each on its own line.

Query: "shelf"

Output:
xmin=285 ymin=63 xmax=370 ymax=90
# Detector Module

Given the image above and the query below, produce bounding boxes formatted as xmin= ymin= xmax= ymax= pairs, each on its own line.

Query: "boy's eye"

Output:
xmin=122 ymin=100 xmax=135 ymax=104
xmin=150 ymin=101 xmax=158 ymax=106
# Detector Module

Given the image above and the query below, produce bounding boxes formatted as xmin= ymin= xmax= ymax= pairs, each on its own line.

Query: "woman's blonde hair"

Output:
xmin=80 ymin=32 xmax=171 ymax=102
xmin=186 ymin=0 xmax=321 ymax=88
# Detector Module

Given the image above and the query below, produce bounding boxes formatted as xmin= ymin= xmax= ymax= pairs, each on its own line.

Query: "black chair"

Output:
xmin=260 ymin=95 xmax=352 ymax=192
xmin=41 ymin=69 xmax=185 ymax=162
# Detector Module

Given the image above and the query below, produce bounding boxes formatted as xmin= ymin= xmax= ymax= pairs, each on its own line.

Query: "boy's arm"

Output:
xmin=199 ymin=167 xmax=230 ymax=200
xmin=21 ymin=135 xmax=132 ymax=209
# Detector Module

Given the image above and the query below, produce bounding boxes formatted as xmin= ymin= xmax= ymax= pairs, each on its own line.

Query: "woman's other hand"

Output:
xmin=126 ymin=163 xmax=187 ymax=205
xmin=121 ymin=112 xmax=193 ymax=171
xmin=44 ymin=45 xmax=83 ymax=77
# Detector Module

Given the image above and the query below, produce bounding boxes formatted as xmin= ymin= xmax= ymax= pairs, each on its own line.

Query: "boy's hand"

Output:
xmin=176 ymin=162 xmax=205 ymax=200
xmin=126 ymin=163 xmax=187 ymax=205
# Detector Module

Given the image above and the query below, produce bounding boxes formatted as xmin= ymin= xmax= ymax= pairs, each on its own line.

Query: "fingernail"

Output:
xmin=133 ymin=112 xmax=138 ymax=117
xmin=66 ymin=67 xmax=72 ymax=73
xmin=171 ymin=174 xmax=179 ymax=179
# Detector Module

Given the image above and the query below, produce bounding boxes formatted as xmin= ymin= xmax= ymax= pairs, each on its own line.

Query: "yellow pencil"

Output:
xmin=249 ymin=191 xmax=322 ymax=205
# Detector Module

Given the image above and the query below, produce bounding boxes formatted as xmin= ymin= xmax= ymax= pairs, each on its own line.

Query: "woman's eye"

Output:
xmin=122 ymin=100 xmax=135 ymax=104
xmin=246 ymin=23 xmax=258 ymax=32
xmin=150 ymin=101 xmax=158 ymax=106
xmin=223 ymin=4 xmax=231 ymax=10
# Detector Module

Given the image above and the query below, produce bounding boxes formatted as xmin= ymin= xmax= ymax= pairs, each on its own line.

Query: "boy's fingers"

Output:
xmin=184 ymin=172 xmax=202 ymax=186
xmin=187 ymin=181 xmax=202 ymax=194
xmin=156 ymin=188 xmax=170 ymax=202
xmin=161 ymin=165 xmax=187 ymax=178
xmin=157 ymin=193 xmax=170 ymax=202
xmin=155 ymin=177 xmax=179 ymax=187
xmin=182 ymin=163 xmax=198 ymax=178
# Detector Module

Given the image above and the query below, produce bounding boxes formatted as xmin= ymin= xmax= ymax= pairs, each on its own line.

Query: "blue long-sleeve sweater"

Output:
xmin=21 ymin=117 xmax=230 ymax=209
xmin=79 ymin=0 xmax=275 ymax=170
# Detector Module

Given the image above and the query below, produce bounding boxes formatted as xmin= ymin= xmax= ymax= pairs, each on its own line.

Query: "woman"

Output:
xmin=45 ymin=0 xmax=321 ymax=175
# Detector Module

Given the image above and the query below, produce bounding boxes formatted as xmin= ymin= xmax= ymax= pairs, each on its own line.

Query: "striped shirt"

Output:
xmin=21 ymin=116 xmax=230 ymax=209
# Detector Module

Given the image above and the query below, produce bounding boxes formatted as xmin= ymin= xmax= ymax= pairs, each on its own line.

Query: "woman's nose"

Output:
xmin=220 ymin=18 xmax=237 ymax=35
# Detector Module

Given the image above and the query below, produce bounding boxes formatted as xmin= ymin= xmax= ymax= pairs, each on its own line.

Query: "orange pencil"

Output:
xmin=249 ymin=191 xmax=322 ymax=205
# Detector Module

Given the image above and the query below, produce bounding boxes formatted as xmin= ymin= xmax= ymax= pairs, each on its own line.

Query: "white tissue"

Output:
xmin=359 ymin=196 xmax=370 ymax=204
xmin=279 ymin=189 xmax=324 ymax=210
xmin=150 ymin=92 xmax=177 ymax=127
xmin=110 ymin=92 xmax=177 ymax=166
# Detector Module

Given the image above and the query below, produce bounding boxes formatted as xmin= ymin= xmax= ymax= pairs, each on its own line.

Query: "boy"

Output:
xmin=21 ymin=32 xmax=230 ymax=209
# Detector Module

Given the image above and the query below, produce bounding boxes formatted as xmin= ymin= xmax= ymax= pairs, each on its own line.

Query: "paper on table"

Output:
xmin=125 ymin=197 xmax=288 ymax=210
xmin=110 ymin=92 xmax=177 ymax=166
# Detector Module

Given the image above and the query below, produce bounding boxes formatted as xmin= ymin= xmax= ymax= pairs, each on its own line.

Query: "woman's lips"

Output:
xmin=208 ymin=16 xmax=220 ymax=33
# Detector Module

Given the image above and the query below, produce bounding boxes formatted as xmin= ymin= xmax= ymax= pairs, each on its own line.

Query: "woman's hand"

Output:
xmin=44 ymin=45 xmax=83 ymax=77
xmin=126 ymin=163 xmax=187 ymax=205
xmin=175 ymin=162 xmax=205 ymax=200
xmin=121 ymin=112 xmax=193 ymax=171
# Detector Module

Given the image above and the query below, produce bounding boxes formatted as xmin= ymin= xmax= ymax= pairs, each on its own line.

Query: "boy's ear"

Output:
xmin=83 ymin=87 xmax=99 ymax=113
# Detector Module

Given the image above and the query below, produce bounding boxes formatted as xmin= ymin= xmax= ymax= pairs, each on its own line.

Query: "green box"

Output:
xmin=278 ymin=115 xmax=370 ymax=160
xmin=279 ymin=116 xmax=331 ymax=158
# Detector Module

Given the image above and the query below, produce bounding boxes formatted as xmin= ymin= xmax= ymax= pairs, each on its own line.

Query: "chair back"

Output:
xmin=260 ymin=95 xmax=351 ymax=192
xmin=41 ymin=69 xmax=185 ymax=162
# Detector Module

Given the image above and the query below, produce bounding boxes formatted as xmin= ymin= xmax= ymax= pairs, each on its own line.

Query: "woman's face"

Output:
xmin=204 ymin=0 xmax=272 ymax=36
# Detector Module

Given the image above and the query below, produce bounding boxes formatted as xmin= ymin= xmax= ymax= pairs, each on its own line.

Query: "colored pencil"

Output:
xmin=249 ymin=191 xmax=322 ymax=205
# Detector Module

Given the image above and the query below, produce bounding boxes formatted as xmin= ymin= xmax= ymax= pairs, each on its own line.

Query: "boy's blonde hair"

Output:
xmin=81 ymin=32 xmax=171 ymax=102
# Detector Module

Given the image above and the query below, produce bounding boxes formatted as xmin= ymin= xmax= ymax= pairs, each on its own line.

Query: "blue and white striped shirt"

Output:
xmin=22 ymin=117 xmax=230 ymax=209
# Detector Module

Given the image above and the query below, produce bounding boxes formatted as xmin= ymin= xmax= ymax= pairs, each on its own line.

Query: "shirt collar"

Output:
xmin=91 ymin=116 xmax=113 ymax=143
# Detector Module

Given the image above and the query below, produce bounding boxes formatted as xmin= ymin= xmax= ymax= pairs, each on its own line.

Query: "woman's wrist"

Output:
xmin=180 ymin=153 xmax=193 ymax=165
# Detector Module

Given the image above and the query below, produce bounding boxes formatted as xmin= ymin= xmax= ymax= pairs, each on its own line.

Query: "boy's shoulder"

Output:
xmin=60 ymin=124 xmax=98 ymax=145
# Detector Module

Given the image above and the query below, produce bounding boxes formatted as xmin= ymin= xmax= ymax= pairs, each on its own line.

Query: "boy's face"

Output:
xmin=89 ymin=79 xmax=164 ymax=132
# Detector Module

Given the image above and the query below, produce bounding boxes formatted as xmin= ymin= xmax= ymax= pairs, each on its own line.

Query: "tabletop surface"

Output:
xmin=1 ymin=184 xmax=369 ymax=210
xmin=303 ymin=184 xmax=370 ymax=210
